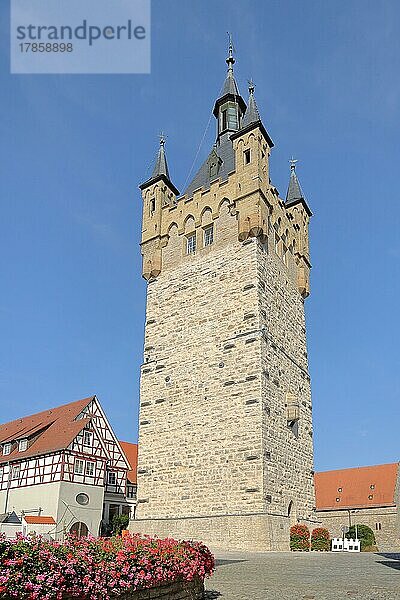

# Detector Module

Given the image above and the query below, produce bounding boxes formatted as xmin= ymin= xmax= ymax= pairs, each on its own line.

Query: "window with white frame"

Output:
xmin=18 ymin=439 xmax=28 ymax=452
xmin=2 ymin=443 xmax=11 ymax=456
xmin=203 ymin=225 xmax=214 ymax=247
xmin=74 ymin=459 xmax=84 ymax=475
xmin=85 ymin=461 xmax=95 ymax=477
xmin=186 ymin=233 xmax=196 ymax=254
xmin=11 ymin=465 xmax=20 ymax=480
xmin=108 ymin=471 xmax=116 ymax=486
xmin=83 ymin=431 xmax=93 ymax=447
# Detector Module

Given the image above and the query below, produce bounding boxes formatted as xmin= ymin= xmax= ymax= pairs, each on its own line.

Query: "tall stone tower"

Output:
xmin=134 ymin=45 xmax=315 ymax=551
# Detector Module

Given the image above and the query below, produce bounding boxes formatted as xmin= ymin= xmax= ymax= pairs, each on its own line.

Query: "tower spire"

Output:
xmin=212 ymin=36 xmax=246 ymax=141
xmin=285 ymin=159 xmax=312 ymax=216
xmin=139 ymin=133 xmax=179 ymax=196
xmin=241 ymin=79 xmax=261 ymax=128
xmin=286 ymin=158 xmax=303 ymax=204
xmin=226 ymin=32 xmax=235 ymax=76
xmin=150 ymin=132 xmax=169 ymax=180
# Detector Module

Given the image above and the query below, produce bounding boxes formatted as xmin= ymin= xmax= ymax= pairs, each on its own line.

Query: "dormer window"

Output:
xmin=83 ymin=431 xmax=93 ymax=447
xmin=2 ymin=443 xmax=11 ymax=456
xmin=18 ymin=439 xmax=28 ymax=452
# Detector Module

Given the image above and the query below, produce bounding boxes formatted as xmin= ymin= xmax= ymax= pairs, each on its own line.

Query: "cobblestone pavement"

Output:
xmin=204 ymin=551 xmax=400 ymax=600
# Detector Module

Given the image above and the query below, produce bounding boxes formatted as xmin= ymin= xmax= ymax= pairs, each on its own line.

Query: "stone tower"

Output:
xmin=134 ymin=45 xmax=315 ymax=551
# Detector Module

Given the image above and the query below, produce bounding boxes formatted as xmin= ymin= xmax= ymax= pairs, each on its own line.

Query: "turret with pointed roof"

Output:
xmin=139 ymin=136 xmax=179 ymax=280
xmin=285 ymin=159 xmax=311 ymax=216
xmin=183 ymin=39 xmax=247 ymax=200
xmin=140 ymin=135 xmax=179 ymax=196
xmin=231 ymin=79 xmax=274 ymax=147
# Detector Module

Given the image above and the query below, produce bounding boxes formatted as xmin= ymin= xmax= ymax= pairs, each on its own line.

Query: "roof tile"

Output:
xmin=0 ymin=397 xmax=93 ymax=464
xmin=314 ymin=463 xmax=399 ymax=510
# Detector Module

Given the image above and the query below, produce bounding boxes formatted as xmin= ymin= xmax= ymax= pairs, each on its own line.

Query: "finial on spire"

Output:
xmin=226 ymin=32 xmax=235 ymax=73
xmin=248 ymin=78 xmax=255 ymax=94
xmin=289 ymin=157 xmax=298 ymax=171
xmin=159 ymin=131 xmax=166 ymax=146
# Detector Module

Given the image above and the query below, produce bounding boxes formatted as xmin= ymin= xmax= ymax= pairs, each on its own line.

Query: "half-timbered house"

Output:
xmin=0 ymin=396 xmax=137 ymax=539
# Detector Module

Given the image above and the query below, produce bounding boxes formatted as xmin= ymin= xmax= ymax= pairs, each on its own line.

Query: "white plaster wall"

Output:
xmin=57 ymin=481 xmax=104 ymax=538
xmin=0 ymin=482 xmax=61 ymax=517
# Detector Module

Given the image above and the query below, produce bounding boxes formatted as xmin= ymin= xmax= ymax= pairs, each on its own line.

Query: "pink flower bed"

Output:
xmin=0 ymin=532 xmax=214 ymax=600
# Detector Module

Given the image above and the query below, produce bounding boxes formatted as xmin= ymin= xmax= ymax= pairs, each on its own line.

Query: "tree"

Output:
xmin=111 ymin=513 xmax=129 ymax=536
xmin=346 ymin=524 xmax=376 ymax=551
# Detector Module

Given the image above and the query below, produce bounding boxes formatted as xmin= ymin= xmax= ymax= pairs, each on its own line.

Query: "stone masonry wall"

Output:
xmin=119 ymin=579 xmax=204 ymax=600
xmin=135 ymin=200 xmax=315 ymax=549
xmin=316 ymin=507 xmax=400 ymax=551
xmin=136 ymin=119 xmax=314 ymax=551
xmin=138 ymin=210 xmax=266 ymax=518
xmin=257 ymin=239 xmax=315 ymax=522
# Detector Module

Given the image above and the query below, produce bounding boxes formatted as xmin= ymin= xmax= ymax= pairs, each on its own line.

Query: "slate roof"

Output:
xmin=0 ymin=511 xmax=21 ymax=524
xmin=314 ymin=463 xmax=399 ymax=510
xmin=285 ymin=164 xmax=312 ymax=216
xmin=150 ymin=139 xmax=170 ymax=180
xmin=119 ymin=441 xmax=138 ymax=484
xmin=286 ymin=165 xmax=304 ymax=203
xmin=0 ymin=397 xmax=93 ymax=465
xmin=183 ymin=134 xmax=235 ymax=200
xmin=241 ymin=86 xmax=261 ymax=128
xmin=221 ymin=70 xmax=240 ymax=97
xmin=140 ymin=139 xmax=179 ymax=196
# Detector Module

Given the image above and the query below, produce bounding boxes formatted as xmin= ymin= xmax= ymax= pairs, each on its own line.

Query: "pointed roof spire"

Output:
xmin=139 ymin=133 xmax=179 ymax=195
xmin=213 ymin=35 xmax=246 ymax=118
xmin=286 ymin=158 xmax=303 ymax=203
xmin=150 ymin=132 xmax=170 ymax=180
xmin=231 ymin=78 xmax=274 ymax=147
xmin=241 ymin=79 xmax=261 ymax=128
xmin=285 ymin=159 xmax=312 ymax=215
xmin=221 ymin=33 xmax=239 ymax=96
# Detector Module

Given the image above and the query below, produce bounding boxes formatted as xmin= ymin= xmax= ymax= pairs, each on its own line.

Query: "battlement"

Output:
xmin=140 ymin=125 xmax=311 ymax=297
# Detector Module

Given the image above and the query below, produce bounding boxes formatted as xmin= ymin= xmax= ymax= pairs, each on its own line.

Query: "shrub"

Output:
xmin=311 ymin=527 xmax=330 ymax=551
xmin=0 ymin=532 xmax=215 ymax=599
xmin=290 ymin=524 xmax=310 ymax=551
xmin=111 ymin=513 xmax=129 ymax=536
xmin=346 ymin=524 xmax=376 ymax=551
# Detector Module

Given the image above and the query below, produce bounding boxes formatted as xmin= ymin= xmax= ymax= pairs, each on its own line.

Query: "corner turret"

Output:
xmin=139 ymin=136 xmax=179 ymax=280
xmin=285 ymin=160 xmax=312 ymax=297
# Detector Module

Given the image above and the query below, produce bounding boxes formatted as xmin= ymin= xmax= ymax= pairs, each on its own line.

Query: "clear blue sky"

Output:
xmin=1 ymin=0 xmax=399 ymax=471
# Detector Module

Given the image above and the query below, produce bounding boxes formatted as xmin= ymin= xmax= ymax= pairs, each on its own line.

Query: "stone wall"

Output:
xmin=120 ymin=579 xmax=204 ymax=600
xmin=316 ymin=506 xmax=400 ymax=551
xmin=136 ymin=119 xmax=314 ymax=551
xmin=135 ymin=218 xmax=315 ymax=549
xmin=132 ymin=513 xmax=291 ymax=552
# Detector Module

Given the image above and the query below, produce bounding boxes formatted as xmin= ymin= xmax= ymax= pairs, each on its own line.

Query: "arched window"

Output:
xmin=70 ymin=522 xmax=88 ymax=538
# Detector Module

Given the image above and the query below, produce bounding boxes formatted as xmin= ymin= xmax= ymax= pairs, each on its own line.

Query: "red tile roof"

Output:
xmin=314 ymin=463 xmax=399 ymax=510
xmin=0 ymin=397 xmax=94 ymax=465
xmin=119 ymin=441 xmax=137 ymax=484
xmin=23 ymin=516 xmax=56 ymax=525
